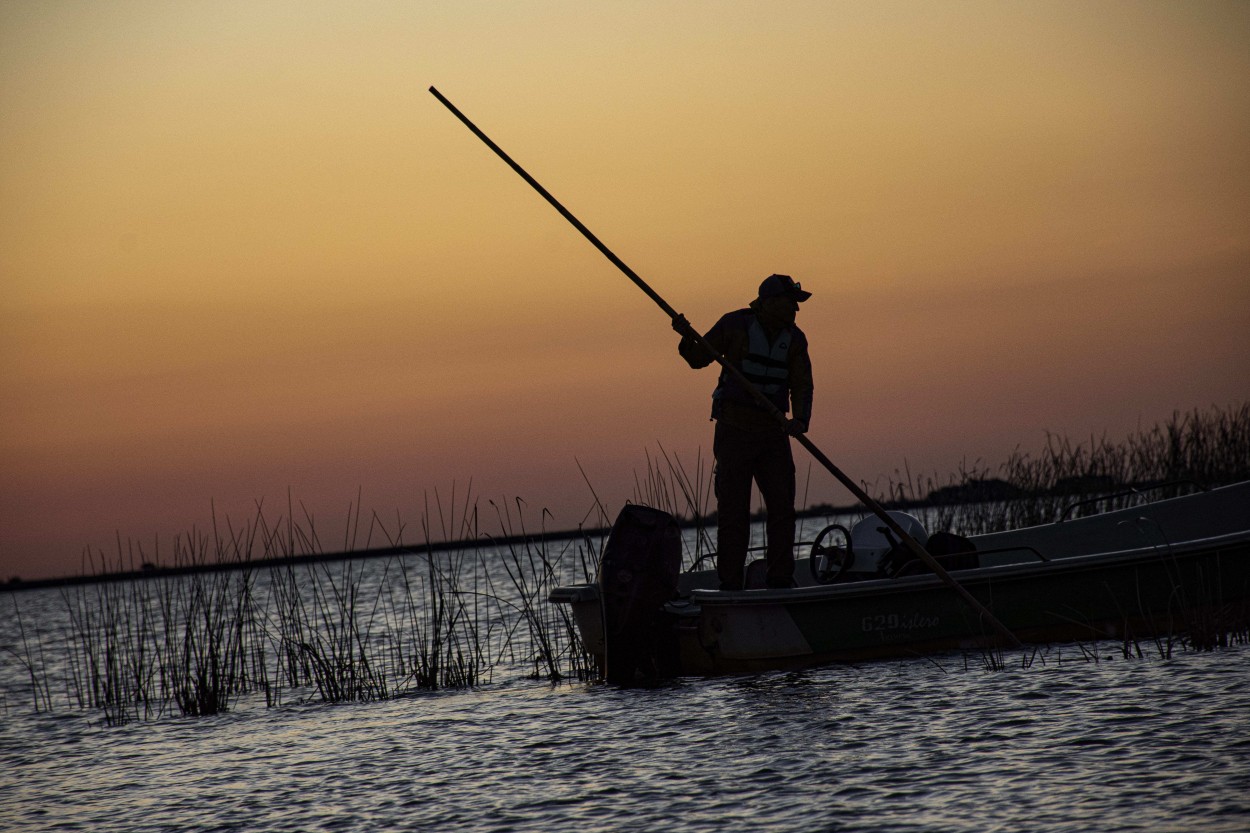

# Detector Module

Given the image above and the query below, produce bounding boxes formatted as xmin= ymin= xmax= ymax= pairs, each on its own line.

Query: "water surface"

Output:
xmin=4 ymin=644 xmax=1247 ymax=832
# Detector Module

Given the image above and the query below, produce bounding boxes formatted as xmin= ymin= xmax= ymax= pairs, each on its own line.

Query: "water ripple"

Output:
xmin=3 ymin=646 xmax=1249 ymax=832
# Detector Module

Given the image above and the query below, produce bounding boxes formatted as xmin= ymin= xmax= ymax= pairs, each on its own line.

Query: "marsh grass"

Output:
xmin=4 ymin=597 xmax=53 ymax=713
xmin=877 ymin=404 xmax=1250 ymax=536
xmin=631 ymin=445 xmax=717 ymax=570
xmin=55 ymin=514 xmax=269 ymax=723
xmin=5 ymin=407 xmax=1247 ymax=719
xmin=391 ymin=489 xmax=502 ymax=690
xmin=8 ymin=486 xmax=607 ymax=723
xmin=883 ymin=404 xmax=1250 ymax=672
xmin=490 ymin=499 xmax=567 ymax=681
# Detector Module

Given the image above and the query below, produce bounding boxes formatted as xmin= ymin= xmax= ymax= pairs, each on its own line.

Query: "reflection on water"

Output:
xmin=3 ymin=644 xmax=1248 ymax=832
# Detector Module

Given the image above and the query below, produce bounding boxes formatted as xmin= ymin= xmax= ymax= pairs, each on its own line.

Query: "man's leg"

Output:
xmin=756 ymin=433 xmax=797 ymax=588
xmin=713 ymin=422 xmax=755 ymax=591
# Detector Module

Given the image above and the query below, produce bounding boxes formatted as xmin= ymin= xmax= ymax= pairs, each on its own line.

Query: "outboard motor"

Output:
xmin=597 ymin=505 xmax=682 ymax=685
xmin=849 ymin=511 xmax=929 ymax=578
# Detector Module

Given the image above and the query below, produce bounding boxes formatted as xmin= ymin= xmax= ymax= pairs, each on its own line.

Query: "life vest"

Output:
xmin=713 ymin=317 xmax=793 ymax=414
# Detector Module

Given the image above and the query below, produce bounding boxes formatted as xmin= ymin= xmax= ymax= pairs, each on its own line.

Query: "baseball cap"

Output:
xmin=757 ymin=274 xmax=812 ymax=302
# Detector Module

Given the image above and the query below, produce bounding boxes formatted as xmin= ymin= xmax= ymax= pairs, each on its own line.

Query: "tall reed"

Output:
xmin=631 ymin=445 xmax=716 ymax=570
xmin=487 ymin=498 xmax=602 ymax=682
xmin=874 ymin=403 xmax=1250 ymax=536
xmin=4 ymin=596 xmax=53 ymax=713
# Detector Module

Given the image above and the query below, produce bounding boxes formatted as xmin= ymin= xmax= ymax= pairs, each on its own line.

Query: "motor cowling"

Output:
xmin=598 ymin=505 xmax=682 ymax=684
xmin=849 ymin=511 xmax=929 ymax=578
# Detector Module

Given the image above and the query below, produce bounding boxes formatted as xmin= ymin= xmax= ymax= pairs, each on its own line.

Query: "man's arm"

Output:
xmin=673 ymin=314 xmax=724 ymax=370
xmin=788 ymin=332 xmax=814 ymax=432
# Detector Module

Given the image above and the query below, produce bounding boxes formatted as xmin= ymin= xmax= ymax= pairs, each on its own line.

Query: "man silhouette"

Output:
xmin=673 ymin=274 xmax=814 ymax=590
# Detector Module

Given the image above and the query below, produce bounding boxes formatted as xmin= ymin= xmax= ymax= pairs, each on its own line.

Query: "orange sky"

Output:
xmin=3 ymin=1 xmax=1248 ymax=579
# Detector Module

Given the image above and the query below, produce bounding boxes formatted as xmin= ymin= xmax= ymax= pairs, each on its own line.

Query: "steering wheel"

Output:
xmin=809 ymin=523 xmax=853 ymax=584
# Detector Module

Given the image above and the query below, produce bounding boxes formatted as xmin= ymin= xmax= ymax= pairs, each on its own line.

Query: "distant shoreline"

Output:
xmin=5 ymin=470 xmax=1229 ymax=591
xmin=2 ymin=500 xmax=880 ymax=592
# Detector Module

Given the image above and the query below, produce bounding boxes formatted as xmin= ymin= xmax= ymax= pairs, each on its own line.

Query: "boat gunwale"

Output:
xmin=691 ymin=528 xmax=1250 ymax=607
xmin=547 ymin=528 xmax=1250 ymax=612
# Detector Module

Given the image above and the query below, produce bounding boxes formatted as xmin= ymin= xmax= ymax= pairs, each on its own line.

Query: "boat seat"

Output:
xmin=745 ymin=559 xmax=768 ymax=589
xmin=744 ymin=559 xmax=799 ymax=589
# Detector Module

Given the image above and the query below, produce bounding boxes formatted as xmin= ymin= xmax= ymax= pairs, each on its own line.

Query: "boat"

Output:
xmin=549 ymin=480 xmax=1250 ymax=679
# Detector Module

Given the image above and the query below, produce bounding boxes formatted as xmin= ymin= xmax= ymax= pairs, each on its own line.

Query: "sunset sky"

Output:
xmin=3 ymin=1 xmax=1248 ymax=579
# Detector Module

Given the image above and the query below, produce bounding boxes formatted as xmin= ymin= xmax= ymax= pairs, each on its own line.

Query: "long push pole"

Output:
xmin=429 ymin=86 xmax=1021 ymax=650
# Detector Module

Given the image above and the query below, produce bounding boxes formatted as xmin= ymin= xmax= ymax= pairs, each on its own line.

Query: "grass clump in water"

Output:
xmin=8 ymin=487 xmax=601 ymax=723
xmin=873 ymin=403 xmax=1250 ymax=536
